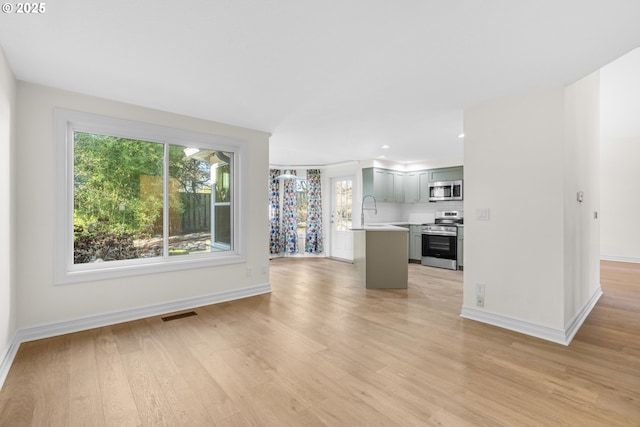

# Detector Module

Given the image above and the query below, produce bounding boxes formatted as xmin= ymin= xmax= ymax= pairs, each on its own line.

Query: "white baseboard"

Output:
xmin=0 ymin=333 xmax=20 ymax=391
xmin=16 ymin=282 xmax=271 ymax=343
xmin=460 ymin=286 xmax=603 ymax=346
xmin=564 ymin=287 xmax=603 ymax=344
xmin=601 ymin=255 xmax=640 ymax=264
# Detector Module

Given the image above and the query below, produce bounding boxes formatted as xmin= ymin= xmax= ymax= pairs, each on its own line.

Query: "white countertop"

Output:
xmin=350 ymin=224 xmax=409 ymax=231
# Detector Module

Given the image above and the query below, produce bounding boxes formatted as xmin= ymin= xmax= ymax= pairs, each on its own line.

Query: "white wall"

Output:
xmin=600 ymin=48 xmax=640 ymax=140
xmin=600 ymin=136 xmax=640 ymax=261
xmin=0 ymin=46 xmax=17 ymax=381
xmin=15 ymin=82 xmax=270 ymax=329
xmin=600 ymin=48 xmax=640 ymax=262
xmin=463 ymin=87 xmax=567 ymax=330
xmin=563 ymin=72 xmax=601 ymax=326
xmin=462 ymin=75 xmax=602 ymax=343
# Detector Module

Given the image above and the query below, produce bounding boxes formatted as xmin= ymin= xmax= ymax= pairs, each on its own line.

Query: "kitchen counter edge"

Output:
xmin=350 ymin=224 xmax=410 ymax=231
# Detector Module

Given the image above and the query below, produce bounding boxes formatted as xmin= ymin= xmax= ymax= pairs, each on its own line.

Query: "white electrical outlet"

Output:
xmin=476 ymin=296 xmax=485 ymax=307
xmin=476 ymin=283 xmax=485 ymax=297
xmin=261 ymin=265 xmax=268 ymax=275
xmin=246 ymin=267 xmax=253 ymax=277
xmin=476 ymin=208 xmax=490 ymax=221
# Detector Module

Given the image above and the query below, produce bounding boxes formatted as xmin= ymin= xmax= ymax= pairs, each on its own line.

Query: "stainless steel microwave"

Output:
xmin=428 ymin=180 xmax=463 ymax=201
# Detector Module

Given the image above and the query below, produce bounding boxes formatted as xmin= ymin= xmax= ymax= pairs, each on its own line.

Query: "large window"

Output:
xmin=54 ymin=109 xmax=246 ymax=284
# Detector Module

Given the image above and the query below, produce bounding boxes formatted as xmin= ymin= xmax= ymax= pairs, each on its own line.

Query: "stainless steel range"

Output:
xmin=421 ymin=211 xmax=463 ymax=270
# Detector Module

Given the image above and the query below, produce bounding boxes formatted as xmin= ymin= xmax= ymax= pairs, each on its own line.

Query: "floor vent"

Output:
xmin=161 ymin=311 xmax=198 ymax=322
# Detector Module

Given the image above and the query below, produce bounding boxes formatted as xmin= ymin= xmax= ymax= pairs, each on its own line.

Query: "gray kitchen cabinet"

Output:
xmin=381 ymin=170 xmax=395 ymax=202
xmin=362 ymin=168 xmax=374 ymax=197
xmin=418 ymin=172 xmax=430 ymax=202
xmin=405 ymin=171 xmax=430 ymax=203
xmin=373 ymin=168 xmax=385 ymax=199
xmin=409 ymin=225 xmax=422 ymax=261
xmin=395 ymin=172 xmax=405 ymax=203
xmin=457 ymin=226 xmax=464 ymax=270
xmin=365 ymin=166 xmax=463 ymax=203
xmin=404 ymin=172 xmax=419 ymax=203
xmin=362 ymin=168 xmax=401 ymax=203
xmin=363 ymin=168 xmax=383 ymax=200
xmin=398 ymin=224 xmax=411 ymax=257
xmin=429 ymin=166 xmax=463 ymax=182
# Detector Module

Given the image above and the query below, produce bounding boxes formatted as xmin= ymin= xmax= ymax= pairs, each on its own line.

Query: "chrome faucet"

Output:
xmin=361 ymin=195 xmax=377 ymax=226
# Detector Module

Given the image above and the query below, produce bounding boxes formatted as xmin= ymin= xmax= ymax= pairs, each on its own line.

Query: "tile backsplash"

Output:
xmin=365 ymin=200 xmax=464 ymax=224
xmin=362 ymin=202 xmax=403 ymax=223
xmin=403 ymin=200 xmax=464 ymax=223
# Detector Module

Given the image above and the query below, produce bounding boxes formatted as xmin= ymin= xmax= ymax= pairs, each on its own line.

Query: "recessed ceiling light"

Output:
xmin=458 ymin=133 xmax=465 ymax=139
xmin=381 ymin=145 xmax=390 ymax=149
xmin=377 ymin=155 xmax=386 ymax=159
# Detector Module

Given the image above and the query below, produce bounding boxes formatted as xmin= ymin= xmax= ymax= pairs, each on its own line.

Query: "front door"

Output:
xmin=330 ymin=176 xmax=354 ymax=261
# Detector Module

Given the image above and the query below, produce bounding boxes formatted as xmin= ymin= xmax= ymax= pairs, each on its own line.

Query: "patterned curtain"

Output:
xmin=268 ymin=169 xmax=281 ymax=254
xmin=282 ymin=170 xmax=298 ymax=253
xmin=305 ymin=169 xmax=323 ymax=253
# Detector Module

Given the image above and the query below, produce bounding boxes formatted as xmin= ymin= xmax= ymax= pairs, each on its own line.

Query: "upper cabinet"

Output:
xmin=363 ymin=165 xmax=463 ymax=204
xmin=404 ymin=171 xmax=430 ymax=203
xmin=363 ymin=168 xmax=398 ymax=202
xmin=404 ymin=172 xmax=419 ymax=203
xmin=429 ymin=166 xmax=463 ymax=183
xmin=418 ymin=172 xmax=431 ymax=202
xmin=394 ymin=172 xmax=405 ymax=203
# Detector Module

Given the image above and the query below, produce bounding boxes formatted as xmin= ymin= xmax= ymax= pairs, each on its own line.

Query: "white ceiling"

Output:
xmin=1 ymin=1 xmax=639 ymax=166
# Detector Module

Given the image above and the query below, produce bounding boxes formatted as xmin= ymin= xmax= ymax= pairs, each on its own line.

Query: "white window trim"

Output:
xmin=53 ymin=108 xmax=247 ymax=285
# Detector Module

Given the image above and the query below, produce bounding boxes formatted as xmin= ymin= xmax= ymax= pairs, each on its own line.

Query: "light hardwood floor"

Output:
xmin=1 ymin=259 xmax=639 ymax=426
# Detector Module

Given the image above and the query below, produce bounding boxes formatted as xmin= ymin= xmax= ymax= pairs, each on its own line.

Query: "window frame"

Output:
xmin=53 ymin=108 xmax=247 ymax=285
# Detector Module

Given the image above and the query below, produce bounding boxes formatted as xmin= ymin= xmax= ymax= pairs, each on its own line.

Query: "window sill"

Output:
xmin=54 ymin=252 xmax=246 ymax=285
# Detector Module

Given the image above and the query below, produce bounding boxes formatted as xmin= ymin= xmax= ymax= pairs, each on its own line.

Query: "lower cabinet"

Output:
xmin=409 ymin=225 xmax=422 ymax=261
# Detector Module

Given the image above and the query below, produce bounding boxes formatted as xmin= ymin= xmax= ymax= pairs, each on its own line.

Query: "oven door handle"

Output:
xmin=422 ymin=232 xmax=457 ymax=237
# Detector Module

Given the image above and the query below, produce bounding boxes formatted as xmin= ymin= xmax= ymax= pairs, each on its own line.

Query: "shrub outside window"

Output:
xmin=54 ymin=109 xmax=246 ymax=284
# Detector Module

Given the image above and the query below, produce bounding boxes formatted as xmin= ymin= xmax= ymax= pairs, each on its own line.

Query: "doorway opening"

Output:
xmin=269 ymin=169 xmax=324 ymax=257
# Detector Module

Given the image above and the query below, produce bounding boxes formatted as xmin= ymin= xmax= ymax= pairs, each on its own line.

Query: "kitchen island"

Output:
xmin=352 ymin=225 xmax=408 ymax=289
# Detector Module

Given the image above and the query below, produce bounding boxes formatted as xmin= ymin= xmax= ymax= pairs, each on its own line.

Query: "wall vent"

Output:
xmin=161 ymin=311 xmax=198 ymax=322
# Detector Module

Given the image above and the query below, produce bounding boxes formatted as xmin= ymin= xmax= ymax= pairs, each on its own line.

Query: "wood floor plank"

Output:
xmin=310 ymin=392 xmax=399 ymax=427
xmin=0 ymin=342 xmax=46 ymax=426
xmin=1 ymin=258 xmax=639 ymax=426
xmin=120 ymin=349 xmax=178 ymax=427
xmin=140 ymin=317 xmax=237 ymax=424
xmin=0 ymin=337 xmax=72 ymax=427
xmin=68 ymin=330 xmax=106 ymax=427
xmin=187 ymin=341 xmax=259 ymax=404
xmin=93 ymin=328 xmax=142 ymax=427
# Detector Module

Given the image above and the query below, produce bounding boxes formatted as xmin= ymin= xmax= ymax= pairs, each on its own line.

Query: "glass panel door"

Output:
xmin=330 ymin=177 xmax=353 ymax=260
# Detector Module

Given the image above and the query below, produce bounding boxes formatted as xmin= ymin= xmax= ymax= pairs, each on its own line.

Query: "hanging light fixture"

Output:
xmin=276 ymin=169 xmax=307 ymax=181
xmin=276 ymin=172 xmax=300 ymax=180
